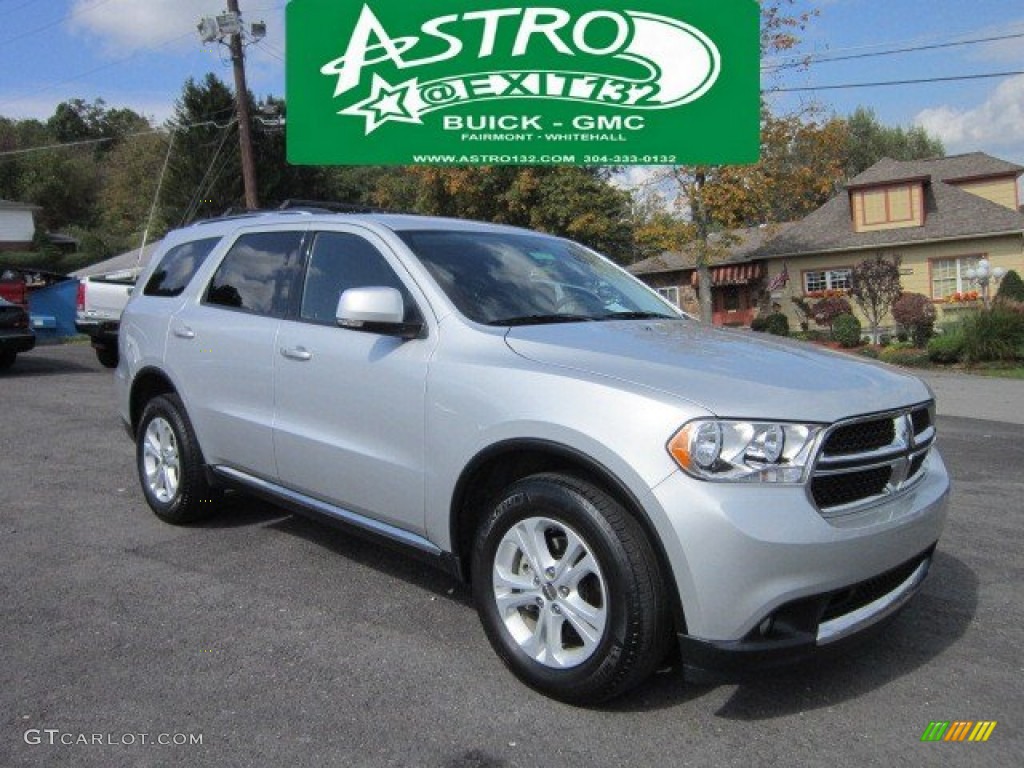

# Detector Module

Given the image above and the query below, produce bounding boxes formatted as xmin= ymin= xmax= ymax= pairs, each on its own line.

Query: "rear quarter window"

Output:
xmin=204 ymin=231 xmax=305 ymax=317
xmin=144 ymin=237 xmax=222 ymax=297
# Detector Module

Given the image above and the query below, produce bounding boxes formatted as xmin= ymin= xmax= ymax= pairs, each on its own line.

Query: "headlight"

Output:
xmin=667 ymin=419 xmax=824 ymax=483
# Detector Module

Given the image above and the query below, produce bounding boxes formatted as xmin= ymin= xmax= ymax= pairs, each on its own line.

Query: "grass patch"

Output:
xmin=962 ymin=363 xmax=1024 ymax=380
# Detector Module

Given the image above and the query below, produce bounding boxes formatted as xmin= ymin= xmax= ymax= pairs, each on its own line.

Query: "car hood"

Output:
xmin=504 ymin=320 xmax=931 ymax=423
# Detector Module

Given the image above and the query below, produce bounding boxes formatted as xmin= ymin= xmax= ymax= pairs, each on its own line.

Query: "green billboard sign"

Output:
xmin=286 ymin=0 xmax=759 ymax=165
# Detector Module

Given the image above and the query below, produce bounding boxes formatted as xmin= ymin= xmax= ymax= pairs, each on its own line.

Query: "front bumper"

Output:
xmin=648 ymin=448 xmax=950 ymax=668
xmin=678 ymin=546 xmax=933 ymax=678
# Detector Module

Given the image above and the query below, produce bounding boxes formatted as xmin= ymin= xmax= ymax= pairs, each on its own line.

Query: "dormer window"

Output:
xmin=851 ymin=182 xmax=925 ymax=232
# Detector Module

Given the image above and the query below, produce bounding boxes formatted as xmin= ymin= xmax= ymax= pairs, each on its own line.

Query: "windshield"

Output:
xmin=398 ymin=230 xmax=680 ymax=326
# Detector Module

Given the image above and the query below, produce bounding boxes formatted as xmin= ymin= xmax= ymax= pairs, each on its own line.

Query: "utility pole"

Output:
xmin=198 ymin=3 xmax=264 ymax=210
xmin=226 ymin=0 xmax=259 ymax=210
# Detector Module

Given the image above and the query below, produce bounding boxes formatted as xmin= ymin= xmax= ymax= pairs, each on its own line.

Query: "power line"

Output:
xmin=0 ymin=0 xmax=42 ymax=12
xmin=763 ymin=21 xmax=1024 ymax=65
xmin=0 ymin=30 xmax=194 ymax=111
xmin=182 ymin=123 xmax=238 ymax=225
xmin=0 ymin=0 xmax=115 ymax=46
xmin=763 ymin=31 xmax=1024 ymax=71
xmin=772 ymin=70 xmax=1024 ymax=93
xmin=0 ymin=118 xmax=238 ymax=159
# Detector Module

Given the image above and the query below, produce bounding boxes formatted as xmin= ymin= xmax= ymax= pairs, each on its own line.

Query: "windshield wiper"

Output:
xmin=490 ymin=314 xmax=595 ymax=327
xmin=596 ymin=311 xmax=674 ymax=321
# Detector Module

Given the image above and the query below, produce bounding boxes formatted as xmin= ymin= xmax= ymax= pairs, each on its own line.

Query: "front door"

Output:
xmin=273 ymin=227 xmax=435 ymax=533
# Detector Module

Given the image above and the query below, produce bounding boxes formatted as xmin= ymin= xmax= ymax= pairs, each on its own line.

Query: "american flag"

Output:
xmin=767 ymin=264 xmax=789 ymax=291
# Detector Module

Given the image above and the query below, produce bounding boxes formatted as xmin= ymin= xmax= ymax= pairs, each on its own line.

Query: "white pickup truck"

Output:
xmin=75 ymin=268 xmax=138 ymax=367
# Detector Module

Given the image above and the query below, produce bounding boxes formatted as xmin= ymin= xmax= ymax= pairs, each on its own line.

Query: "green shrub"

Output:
xmin=832 ymin=313 xmax=862 ymax=348
xmin=960 ymin=305 xmax=1024 ymax=363
xmin=750 ymin=315 xmax=768 ymax=332
xmin=858 ymin=346 xmax=881 ymax=360
xmin=927 ymin=332 xmax=964 ymax=364
xmin=996 ymin=269 xmax=1024 ymax=302
xmin=764 ymin=313 xmax=790 ymax=337
xmin=879 ymin=346 xmax=930 ymax=367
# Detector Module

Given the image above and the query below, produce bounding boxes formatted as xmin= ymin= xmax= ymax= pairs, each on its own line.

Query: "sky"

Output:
xmin=0 ymin=0 xmax=1022 ymax=171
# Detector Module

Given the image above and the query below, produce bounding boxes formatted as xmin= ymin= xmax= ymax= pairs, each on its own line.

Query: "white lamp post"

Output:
xmin=964 ymin=259 xmax=1006 ymax=308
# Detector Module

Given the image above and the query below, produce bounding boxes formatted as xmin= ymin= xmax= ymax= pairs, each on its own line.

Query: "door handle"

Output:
xmin=172 ymin=325 xmax=196 ymax=340
xmin=281 ymin=346 xmax=313 ymax=361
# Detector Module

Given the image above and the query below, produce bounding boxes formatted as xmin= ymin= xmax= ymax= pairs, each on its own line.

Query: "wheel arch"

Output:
xmin=449 ymin=438 xmax=687 ymax=634
xmin=129 ymin=367 xmax=178 ymax=435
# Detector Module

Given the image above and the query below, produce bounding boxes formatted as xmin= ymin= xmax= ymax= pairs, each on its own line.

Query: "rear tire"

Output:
xmin=95 ymin=345 xmax=118 ymax=368
xmin=471 ymin=473 xmax=670 ymax=704
xmin=0 ymin=350 xmax=15 ymax=370
xmin=136 ymin=394 xmax=219 ymax=524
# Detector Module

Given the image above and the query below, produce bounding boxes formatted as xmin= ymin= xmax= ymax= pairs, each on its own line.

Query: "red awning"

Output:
xmin=690 ymin=263 xmax=764 ymax=287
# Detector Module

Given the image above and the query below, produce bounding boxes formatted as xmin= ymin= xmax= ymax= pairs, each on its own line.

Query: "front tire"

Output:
xmin=471 ymin=473 xmax=670 ymax=704
xmin=136 ymin=394 xmax=219 ymax=524
xmin=0 ymin=350 xmax=16 ymax=370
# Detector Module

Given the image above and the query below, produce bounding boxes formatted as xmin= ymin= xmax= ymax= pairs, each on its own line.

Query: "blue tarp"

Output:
xmin=28 ymin=279 xmax=78 ymax=340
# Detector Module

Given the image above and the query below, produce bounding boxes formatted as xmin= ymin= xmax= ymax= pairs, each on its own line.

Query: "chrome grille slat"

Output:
xmin=810 ymin=403 xmax=935 ymax=517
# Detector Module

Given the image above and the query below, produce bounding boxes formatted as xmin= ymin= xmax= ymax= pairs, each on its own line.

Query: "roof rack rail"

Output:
xmin=186 ymin=207 xmax=313 ymax=227
xmin=277 ymin=199 xmax=394 ymax=215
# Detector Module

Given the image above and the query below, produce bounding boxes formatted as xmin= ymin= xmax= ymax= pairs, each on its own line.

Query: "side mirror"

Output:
xmin=336 ymin=287 xmax=423 ymax=339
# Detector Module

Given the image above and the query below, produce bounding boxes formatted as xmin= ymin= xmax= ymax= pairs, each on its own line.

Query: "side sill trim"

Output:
xmin=816 ymin=557 xmax=930 ymax=645
xmin=210 ymin=465 xmax=443 ymax=558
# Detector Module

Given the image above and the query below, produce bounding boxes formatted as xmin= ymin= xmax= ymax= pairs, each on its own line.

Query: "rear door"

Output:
xmin=165 ymin=226 xmax=307 ymax=480
xmin=273 ymin=227 xmax=435 ymax=532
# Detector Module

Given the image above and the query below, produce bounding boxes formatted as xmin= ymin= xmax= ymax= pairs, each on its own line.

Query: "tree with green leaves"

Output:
xmin=47 ymin=98 xmax=149 ymax=150
xmin=161 ymin=74 xmax=243 ymax=224
xmin=842 ymin=107 xmax=945 ymax=178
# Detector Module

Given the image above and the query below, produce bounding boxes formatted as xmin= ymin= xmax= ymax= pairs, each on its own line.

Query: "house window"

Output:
xmin=803 ymin=268 xmax=852 ymax=294
xmin=657 ymin=286 xmax=679 ymax=306
xmin=931 ymin=257 xmax=980 ymax=300
xmin=857 ymin=185 xmax=917 ymax=226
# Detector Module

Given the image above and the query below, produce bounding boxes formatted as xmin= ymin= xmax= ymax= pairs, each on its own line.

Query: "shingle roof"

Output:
xmin=70 ymin=240 xmax=162 ymax=277
xmin=755 ymin=156 xmax=1024 ymax=259
xmin=629 ymin=223 xmax=796 ymax=275
xmin=847 ymin=152 xmax=1024 ymax=188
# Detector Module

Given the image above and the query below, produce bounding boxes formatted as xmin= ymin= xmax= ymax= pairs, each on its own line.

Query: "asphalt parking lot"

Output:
xmin=2 ymin=343 xmax=1021 ymax=768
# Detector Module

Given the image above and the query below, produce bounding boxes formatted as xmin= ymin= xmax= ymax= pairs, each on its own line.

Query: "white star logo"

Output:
xmin=340 ymin=75 xmax=423 ymax=134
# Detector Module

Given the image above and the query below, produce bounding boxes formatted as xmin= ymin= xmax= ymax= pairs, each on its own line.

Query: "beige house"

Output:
xmin=757 ymin=153 xmax=1024 ymax=329
xmin=632 ymin=152 xmax=1024 ymax=331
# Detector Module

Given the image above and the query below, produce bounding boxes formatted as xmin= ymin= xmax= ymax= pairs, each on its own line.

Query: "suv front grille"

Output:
xmin=811 ymin=403 xmax=935 ymax=517
xmin=811 ymin=466 xmax=892 ymax=509
xmin=824 ymin=420 xmax=895 ymax=456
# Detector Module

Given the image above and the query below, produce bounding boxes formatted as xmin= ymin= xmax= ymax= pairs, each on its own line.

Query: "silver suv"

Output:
xmin=116 ymin=210 xmax=949 ymax=703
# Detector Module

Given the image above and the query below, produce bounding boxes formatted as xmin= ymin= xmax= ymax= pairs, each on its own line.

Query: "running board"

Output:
xmin=210 ymin=465 xmax=444 ymax=559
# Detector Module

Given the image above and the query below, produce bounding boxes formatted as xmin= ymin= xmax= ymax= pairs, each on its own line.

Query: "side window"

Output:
xmin=205 ymin=231 xmax=304 ymax=317
xmin=144 ymin=237 xmax=221 ymax=297
xmin=300 ymin=232 xmax=419 ymax=325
